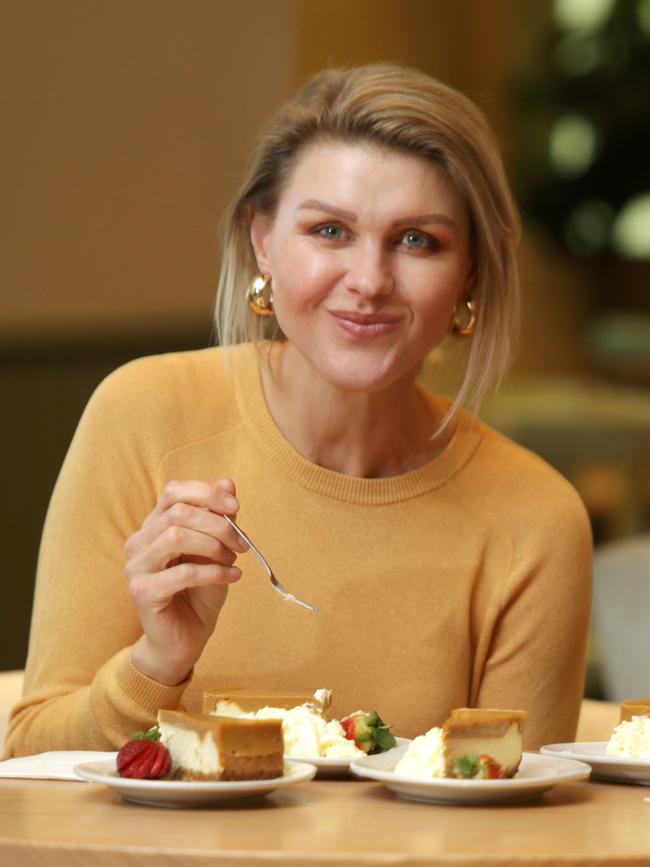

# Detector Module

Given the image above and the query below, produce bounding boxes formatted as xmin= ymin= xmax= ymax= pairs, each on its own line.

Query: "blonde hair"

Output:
xmin=214 ymin=64 xmax=520 ymax=417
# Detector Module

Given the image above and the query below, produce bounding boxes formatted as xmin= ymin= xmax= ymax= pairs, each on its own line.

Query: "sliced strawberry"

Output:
xmin=452 ymin=753 xmax=504 ymax=779
xmin=117 ymin=726 xmax=171 ymax=779
xmin=341 ymin=710 xmax=397 ymax=754
xmin=479 ymin=754 xmax=503 ymax=779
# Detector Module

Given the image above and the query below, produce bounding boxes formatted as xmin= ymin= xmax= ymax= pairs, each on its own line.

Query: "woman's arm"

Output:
xmin=4 ymin=357 xmax=242 ymax=756
xmin=473 ymin=485 xmax=593 ymax=751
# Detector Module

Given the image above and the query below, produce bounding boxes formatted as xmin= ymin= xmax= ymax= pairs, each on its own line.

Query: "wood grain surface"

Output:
xmin=2 ymin=777 xmax=650 ymax=866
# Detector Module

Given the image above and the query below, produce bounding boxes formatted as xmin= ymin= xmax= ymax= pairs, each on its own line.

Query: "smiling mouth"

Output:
xmin=329 ymin=309 xmax=402 ymax=338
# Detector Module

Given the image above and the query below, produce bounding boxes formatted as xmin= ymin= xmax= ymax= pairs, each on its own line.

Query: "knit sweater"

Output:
xmin=5 ymin=343 xmax=592 ymax=756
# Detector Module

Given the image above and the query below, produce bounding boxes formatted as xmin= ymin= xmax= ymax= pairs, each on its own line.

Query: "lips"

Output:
xmin=330 ymin=310 xmax=401 ymax=325
xmin=329 ymin=309 xmax=402 ymax=338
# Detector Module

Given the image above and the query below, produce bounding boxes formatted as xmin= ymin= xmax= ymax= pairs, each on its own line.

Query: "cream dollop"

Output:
xmin=606 ymin=715 xmax=650 ymax=759
xmin=394 ymin=727 xmax=445 ymax=779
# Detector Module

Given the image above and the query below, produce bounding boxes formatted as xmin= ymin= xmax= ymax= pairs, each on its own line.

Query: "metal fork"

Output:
xmin=222 ymin=515 xmax=320 ymax=612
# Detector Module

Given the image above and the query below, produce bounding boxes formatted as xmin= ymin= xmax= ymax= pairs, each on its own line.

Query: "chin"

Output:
xmin=316 ymin=354 xmax=412 ymax=394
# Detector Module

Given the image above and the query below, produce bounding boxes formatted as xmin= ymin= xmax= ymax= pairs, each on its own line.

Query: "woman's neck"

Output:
xmin=258 ymin=343 xmax=453 ymax=479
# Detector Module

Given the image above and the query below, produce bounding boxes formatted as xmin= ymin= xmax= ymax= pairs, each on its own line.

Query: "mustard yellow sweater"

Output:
xmin=5 ymin=344 xmax=592 ymax=756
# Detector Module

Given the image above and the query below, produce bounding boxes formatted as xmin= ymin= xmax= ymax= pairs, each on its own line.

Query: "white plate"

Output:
xmin=286 ymin=737 xmax=411 ymax=777
xmin=541 ymin=742 xmax=650 ymax=785
xmin=74 ymin=759 xmax=317 ymax=807
xmin=350 ymin=746 xmax=590 ymax=805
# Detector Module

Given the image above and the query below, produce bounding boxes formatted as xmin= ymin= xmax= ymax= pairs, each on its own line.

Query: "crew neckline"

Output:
xmin=230 ymin=342 xmax=483 ymax=505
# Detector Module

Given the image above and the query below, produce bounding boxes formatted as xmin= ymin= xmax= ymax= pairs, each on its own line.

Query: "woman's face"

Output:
xmin=250 ymin=141 xmax=473 ymax=393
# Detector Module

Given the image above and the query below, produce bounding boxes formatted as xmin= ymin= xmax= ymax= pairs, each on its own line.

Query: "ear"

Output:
xmin=248 ymin=208 xmax=274 ymax=274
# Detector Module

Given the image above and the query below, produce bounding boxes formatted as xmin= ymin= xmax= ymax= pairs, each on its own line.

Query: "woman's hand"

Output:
xmin=125 ymin=478 xmax=248 ymax=686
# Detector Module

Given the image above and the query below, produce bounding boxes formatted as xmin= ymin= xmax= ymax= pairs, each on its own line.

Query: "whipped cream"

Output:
xmin=606 ymin=715 xmax=650 ymax=759
xmin=210 ymin=690 xmax=361 ymax=759
xmin=394 ymin=727 xmax=445 ymax=779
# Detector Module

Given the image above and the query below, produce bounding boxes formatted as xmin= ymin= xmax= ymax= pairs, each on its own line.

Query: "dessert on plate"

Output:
xmin=395 ymin=707 xmax=526 ymax=780
xmin=156 ymin=710 xmax=284 ymax=780
xmin=619 ymin=699 xmax=650 ymax=723
xmin=605 ymin=700 xmax=650 ymax=760
xmin=202 ymin=687 xmax=330 ymax=715
xmin=202 ymin=687 xmax=396 ymax=758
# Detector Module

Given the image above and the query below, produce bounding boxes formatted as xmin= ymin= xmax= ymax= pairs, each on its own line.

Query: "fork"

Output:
xmin=222 ymin=514 xmax=320 ymax=612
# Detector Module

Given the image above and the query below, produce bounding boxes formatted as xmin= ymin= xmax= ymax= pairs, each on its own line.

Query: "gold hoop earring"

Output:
xmin=247 ymin=273 xmax=274 ymax=317
xmin=451 ymin=298 xmax=476 ymax=337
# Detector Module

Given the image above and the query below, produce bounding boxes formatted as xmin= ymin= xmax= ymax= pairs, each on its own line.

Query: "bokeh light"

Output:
xmin=565 ymin=199 xmax=615 ymax=256
xmin=638 ymin=0 xmax=650 ymax=35
xmin=554 ymin=0 xmax=617 ymax=31
xmin=550 ymin=114 xmax=601 ymax=176
xmin=612 ymin=192 xmax=650 ymax=259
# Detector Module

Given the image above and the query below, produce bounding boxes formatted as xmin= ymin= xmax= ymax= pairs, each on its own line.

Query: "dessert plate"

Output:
xmin=350 ymin=747 xmax=590 ymax=805
xmin=541 ymin=742 xmax=650 ymax=785
xmin=74 ymin=759 xmax=317 ymax=807
xmin=287 ymin=737 xmax=411 ymax=777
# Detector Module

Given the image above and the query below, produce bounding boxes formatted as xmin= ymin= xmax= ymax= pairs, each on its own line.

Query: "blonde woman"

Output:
xmin=5 ymin=65 xmax=591 ymax=757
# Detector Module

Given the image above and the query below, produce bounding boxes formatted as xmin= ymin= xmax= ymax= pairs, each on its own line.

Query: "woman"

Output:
xmin=5 ymin=64 xmax=592 ymax=757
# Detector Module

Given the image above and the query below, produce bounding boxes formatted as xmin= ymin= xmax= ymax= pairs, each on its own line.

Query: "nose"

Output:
xmin=344 ymin=240 xmax=394 ymax=299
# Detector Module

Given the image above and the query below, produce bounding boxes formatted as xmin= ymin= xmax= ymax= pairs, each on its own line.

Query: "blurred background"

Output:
xmin=2 ymin=0 xmax=649 ymax=699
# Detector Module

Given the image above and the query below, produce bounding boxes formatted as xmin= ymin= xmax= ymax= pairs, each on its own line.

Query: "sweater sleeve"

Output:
xmin=4 ymin=358 xmax=190 ymax=757
xmin=473 ymin=480 xmax=593 ymax=751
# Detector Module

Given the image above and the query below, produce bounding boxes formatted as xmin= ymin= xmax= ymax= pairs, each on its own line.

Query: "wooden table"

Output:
xmin=1 ymin=776 xmax=650 ymax=866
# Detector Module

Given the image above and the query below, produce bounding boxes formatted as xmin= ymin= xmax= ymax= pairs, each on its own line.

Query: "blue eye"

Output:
xmin=316 ymin=224 xmax=344 ymax=240
xmin=402 ymin=231 xmax=434 ymax=250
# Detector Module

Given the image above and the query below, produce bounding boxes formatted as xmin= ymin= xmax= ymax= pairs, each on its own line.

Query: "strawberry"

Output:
xmin=341 ymin=710 xmax=397 ymax=754
xmin=451 ymin=753 xmax=504 ymax=780
xmin=117 ymin=726 xmax=171 ymax=779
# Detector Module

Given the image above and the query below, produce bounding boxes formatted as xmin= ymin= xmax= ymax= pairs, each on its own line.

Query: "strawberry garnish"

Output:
xmin=452 ymin=753 xmax=504 ymax=779
xmin=341 ymin=710 xmax=397 ymax=754
xmin=479 ymin=754 xmax=503 ymax=779
xmin=117 ymin=726 xmax=171 ymax=779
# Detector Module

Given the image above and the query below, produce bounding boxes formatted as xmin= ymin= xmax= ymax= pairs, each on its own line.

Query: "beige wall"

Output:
xmin=2 ymin=0 xmax=295 ymax=340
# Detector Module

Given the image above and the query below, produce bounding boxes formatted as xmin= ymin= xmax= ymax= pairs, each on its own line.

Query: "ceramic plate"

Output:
xmin=286 ymin=737 xmax=410 ymax=777
xmin=74 ymin=759 xmax=316 ymax=807
xmin=350 ymin=746 xmax=590 ymax=805
xmin=541 ymin=742 xmax=650 ymax=785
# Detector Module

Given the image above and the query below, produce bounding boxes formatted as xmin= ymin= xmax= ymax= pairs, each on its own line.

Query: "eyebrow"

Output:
xmin=297 ymin=199 xmax=455 ymax=228
xmin=298 ymin=199 xmax=357 ymax=221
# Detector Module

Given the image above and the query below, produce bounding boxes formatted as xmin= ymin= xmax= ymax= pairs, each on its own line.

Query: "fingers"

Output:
xmin=128 ymin=478 xmax=247 ymax=555
xmin=161 ymin=504 xmax=247 ymax=553
xmin=156 ymin=479 xmax=239 ymax=520
xmin=126 ymin=522 xmax=243 ymax=577
xmin=129 ymin=561 xmax=242 ymax=609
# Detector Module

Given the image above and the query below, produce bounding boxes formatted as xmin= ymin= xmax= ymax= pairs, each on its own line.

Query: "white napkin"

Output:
xmin=0 ymin=751 xmax=117 ymax=781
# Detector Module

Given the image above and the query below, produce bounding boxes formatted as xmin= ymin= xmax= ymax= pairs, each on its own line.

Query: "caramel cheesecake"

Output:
xmin=619 ymin=699 xmax=650 ymax=723
xmin=442 ymin=708 xmax=526 ymax=778
xmin=157 ymin=710 xmax=284 ymax=781
xmin=606 ymin=700 xmax=650 ymax=759
xmin=395 ymin=707 xmax=526 ymax=780
xmin=202 ymin=688 xmax=331 ymax=716
xmin=201 ymin=687 xmax=361 ymax=758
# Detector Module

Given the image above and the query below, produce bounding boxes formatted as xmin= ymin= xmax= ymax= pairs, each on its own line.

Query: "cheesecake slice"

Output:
xmin=202 ymin=687 xmax=331 ymax=716
xmin=202 ymin=687 xmax=363 ymax=759
xmin=620 ymin=699 xmax=650 ymax=723
xmin=442 ymin=708 xmax=526 ymax=778
xmin=157 ymin=710 xmax=284 ymax=781
xmin=394 ymin=707 xmax=526 ymax=781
